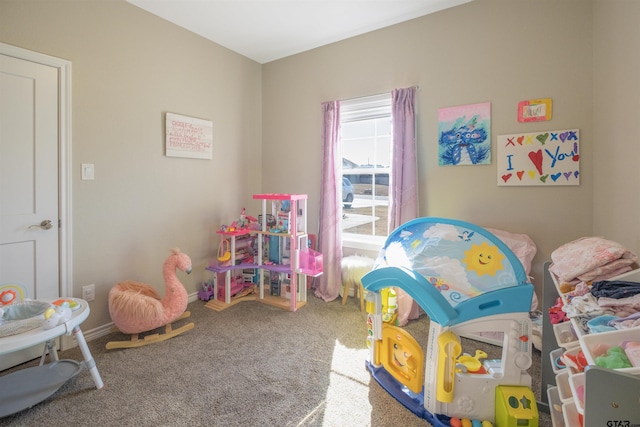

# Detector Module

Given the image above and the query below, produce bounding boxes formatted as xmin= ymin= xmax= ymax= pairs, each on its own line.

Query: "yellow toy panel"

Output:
xmin=436 ymin=331 xmax=461 ymax=403
xmin=380 ymin=323 xmax=424 ymax=394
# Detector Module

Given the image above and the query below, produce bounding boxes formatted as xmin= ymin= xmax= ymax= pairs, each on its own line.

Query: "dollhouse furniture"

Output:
xmin=0 ymin=298 xmax=103 ymax=417
xmin=209 ymin=227 xmax=256 ymax=305
xmin=206 ymin=193 xmax=322 ymax=312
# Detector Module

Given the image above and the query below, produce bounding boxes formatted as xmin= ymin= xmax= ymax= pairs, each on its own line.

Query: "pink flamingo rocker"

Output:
xmin=106 ymin=248 xmax=195 ymax=349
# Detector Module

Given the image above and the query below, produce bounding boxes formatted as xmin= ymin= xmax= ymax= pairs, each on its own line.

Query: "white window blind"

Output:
xmin=340 ymin=93 xmax=391 ymax=123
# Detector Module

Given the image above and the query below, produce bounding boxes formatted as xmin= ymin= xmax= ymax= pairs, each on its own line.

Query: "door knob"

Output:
xmin=29 ymin=220 xmax=53 ymax=230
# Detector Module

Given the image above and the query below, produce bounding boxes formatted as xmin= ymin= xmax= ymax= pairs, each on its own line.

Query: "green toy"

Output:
xmin=595 ymin=346 xmax=632 ymax=369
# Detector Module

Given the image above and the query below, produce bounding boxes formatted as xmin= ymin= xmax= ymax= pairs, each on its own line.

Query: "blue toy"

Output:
xmin=362 ymin=217 xmax=538 ymax=426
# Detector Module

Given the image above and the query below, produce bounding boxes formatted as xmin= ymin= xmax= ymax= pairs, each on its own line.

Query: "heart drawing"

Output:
xmin=528 ymin=150 xmax=544 ymax=175
xmin=536 ymin=133 xmax=549 ymax=144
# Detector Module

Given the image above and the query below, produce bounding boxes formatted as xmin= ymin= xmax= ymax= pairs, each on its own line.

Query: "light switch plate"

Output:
xmin=81 ymin=163 xmax=95 ymax=180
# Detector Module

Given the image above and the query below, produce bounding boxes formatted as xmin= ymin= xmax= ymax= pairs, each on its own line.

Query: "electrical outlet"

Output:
xmin=82 ymin=284 xmax=95 ymax=301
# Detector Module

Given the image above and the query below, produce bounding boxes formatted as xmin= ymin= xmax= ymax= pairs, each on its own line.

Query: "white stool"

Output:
xmin=341 ymin=255 xmax=375 ymax=311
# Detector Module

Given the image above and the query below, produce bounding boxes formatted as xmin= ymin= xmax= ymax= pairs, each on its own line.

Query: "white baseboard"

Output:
xmin=188 ymin=291 xmax=199 ymax=303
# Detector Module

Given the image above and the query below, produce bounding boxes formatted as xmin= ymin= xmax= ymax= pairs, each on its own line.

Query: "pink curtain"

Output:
xmin=314 ymin=100 xmax=343 ymax=301
xmin=389 ymin=87 xmax=420 ymax=325
xmin=388 ymin=87 xmax=418 ymax=231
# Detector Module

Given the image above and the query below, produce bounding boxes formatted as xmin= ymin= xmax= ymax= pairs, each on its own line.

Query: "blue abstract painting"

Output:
xmin=438 ymin=102 xmax=491 ymax=166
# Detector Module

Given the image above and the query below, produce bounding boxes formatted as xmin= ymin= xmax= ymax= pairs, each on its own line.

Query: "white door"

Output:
xmin=0 ymin=52 xmax=61 ymax=369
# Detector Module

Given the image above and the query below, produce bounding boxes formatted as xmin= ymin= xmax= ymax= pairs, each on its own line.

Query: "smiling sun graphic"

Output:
xmin=462 ymin=241 xmax=505 ymax=276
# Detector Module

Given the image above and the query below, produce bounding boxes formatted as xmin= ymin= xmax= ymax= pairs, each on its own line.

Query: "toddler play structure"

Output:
xmin=362 ymin=218 xmax=538 ymax=427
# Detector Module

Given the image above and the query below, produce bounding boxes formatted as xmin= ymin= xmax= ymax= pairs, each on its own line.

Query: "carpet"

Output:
xmin=0 ymin=294 xmax=551 ymax=427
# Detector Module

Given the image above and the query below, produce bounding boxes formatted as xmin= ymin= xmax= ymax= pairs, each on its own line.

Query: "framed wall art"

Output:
xmin=438 ymin=102 xmax=491 ymax=166
xmin=165 ymin=112 xmax=213 ymax=159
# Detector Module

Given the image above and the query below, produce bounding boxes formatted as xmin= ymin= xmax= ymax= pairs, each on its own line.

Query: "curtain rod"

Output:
xmin=339 ymin=85 xmax=419 ymax=103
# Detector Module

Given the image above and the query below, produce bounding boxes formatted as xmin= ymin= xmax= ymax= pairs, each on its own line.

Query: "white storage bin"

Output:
xmin=568 ymin=372 xmax=585 ymax=415
xmin=569 ymin=317 xmax=588 ymax=339
xmin=579 ymin=327 xmax=640 ymax=375
xmin=561 ymin=346 xmax=587 ymax=375
xmin=562 ymin=400 xmax=581 ymax=427
xmin=549 ymin=270 xmax=571 ymax=296
xmin=547 ymin=386 xmax=566 ymax=427
xmin=554 ymin=321 xmax=580 ymax=348
xmin=555 ymin=369 xmax=573 ymax=403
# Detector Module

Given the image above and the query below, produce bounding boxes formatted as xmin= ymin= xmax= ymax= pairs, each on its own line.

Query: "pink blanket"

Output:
xmin=549 ymin=237 xmax=637 ymax=283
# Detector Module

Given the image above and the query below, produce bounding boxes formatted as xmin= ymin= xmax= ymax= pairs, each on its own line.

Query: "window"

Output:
xmin=340 ymin=93 xmax=392 ymax=246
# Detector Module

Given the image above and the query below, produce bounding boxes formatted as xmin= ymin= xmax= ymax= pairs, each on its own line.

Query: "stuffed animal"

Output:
xmin=108 ymin=248 xmax=191 ymax=334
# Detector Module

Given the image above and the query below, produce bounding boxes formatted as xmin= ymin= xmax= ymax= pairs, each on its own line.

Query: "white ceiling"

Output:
xmin=127 ymin=0 xmax=472 ymax=64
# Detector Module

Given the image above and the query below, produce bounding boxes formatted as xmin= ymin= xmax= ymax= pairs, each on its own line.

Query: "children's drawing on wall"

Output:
xmin=497 ymin=129 xmax=580 ymax=186
xmin=518 ymin=98 xmax=552 ymax=122
xmin=438 ymin=102 xmax=491 ymax=166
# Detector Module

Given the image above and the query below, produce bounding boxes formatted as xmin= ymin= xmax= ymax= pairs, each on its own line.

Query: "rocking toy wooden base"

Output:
xmin=105 ymin=311 xmax=194 ymax=350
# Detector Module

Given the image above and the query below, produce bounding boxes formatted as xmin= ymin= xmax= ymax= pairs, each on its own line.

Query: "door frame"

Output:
xmin=1 ymin=43 xmax=73 ymax=348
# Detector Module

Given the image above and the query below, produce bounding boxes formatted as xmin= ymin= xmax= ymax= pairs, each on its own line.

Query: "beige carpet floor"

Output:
xmin=0 ymin=294 xmax=551 ymax=427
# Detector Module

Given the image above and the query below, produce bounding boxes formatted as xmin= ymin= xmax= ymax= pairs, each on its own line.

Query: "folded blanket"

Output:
xmin=591 ymin=280 xmax=640 ymax=299
xmin=577 ymin=260 xmax=636 ymax=283
xmin=550 ymin=236 xmax=637 ymax=283
xmin=597 ymin=294 xmax=640 ymax=317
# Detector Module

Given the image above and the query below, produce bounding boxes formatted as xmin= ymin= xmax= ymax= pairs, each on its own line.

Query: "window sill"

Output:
xmin=342 ymin=234 xmax=385 ymax=253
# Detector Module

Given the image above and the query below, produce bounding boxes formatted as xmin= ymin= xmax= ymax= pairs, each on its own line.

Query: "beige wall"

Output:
xmin=262 ymin=0 xmax=595 ymax=300
xmin=1 ymin=0 xmax=638 ymax=331
xmin=0 ymin=0 xmax=263 ymax=330
xmin=592 ymin=0 xmax=640 ymax=251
